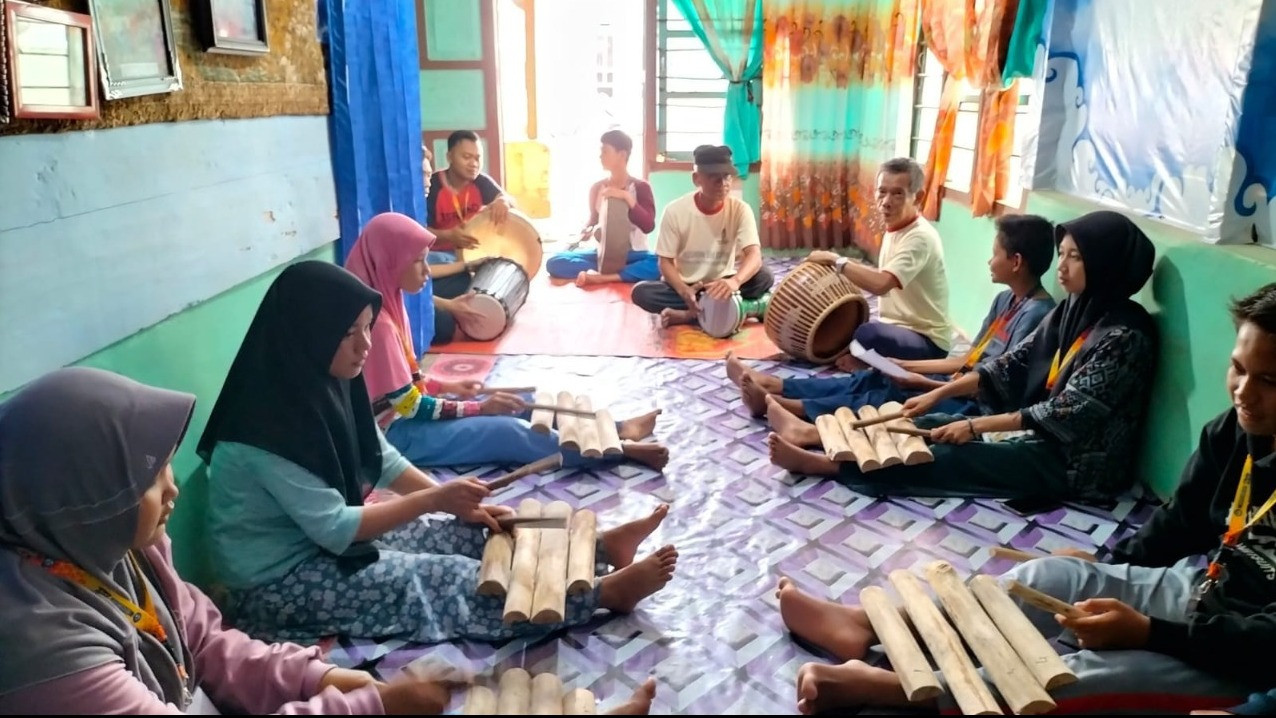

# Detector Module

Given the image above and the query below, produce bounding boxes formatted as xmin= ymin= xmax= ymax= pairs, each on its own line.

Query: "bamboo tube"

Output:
xmin=565 ymin=509 xmax=598 ymax=595
xmin=858 ymin=405 xmax=903 ymax=467
xmin=530 ymin=501 xmax=573 ymax=624
xmin=477 ymin=530 xmax=515 ymax=597
xmin=556 ymin=391 xmax=580 ymax=450
xmin=530 ymin=391 xmax=556 ymax=434
xmin=503 ymin=499 xmax=543 ymax=624
xmin=969 ymin=575 xmax=1077 ymax=690
xmin=925 ymin=561 xmax=1055 ymax=715
xmin=497 ymin=668 xmax=533 ymax=714
xmin=463 ymin=685 xmax=498 ymax=715
xmin=888 ymin=570 xmax=1002 ymax=715
xmin=834 ymin=407 xmax=880 ymax=471
xmin=879 ymin=401 xmax=934 ymax=466
xmin=859 ymin=586 xmax=943 ymax=702
xmin=816 ymin=414 xmax=855 ymax=462
xmin=595 ymin=408 xmax=623 ymax=457
xmin=530 ymin=672 xmax=565 ymax=714
xmin=989 ymin=547 xmax=1043 ymax=563
xmin=562 ymin=687 xmax=597 ymax=714
xmin=575 ymin=396 xmax=603 ymax=458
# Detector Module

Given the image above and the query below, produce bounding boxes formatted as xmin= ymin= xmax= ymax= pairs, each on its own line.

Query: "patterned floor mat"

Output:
xmin=326 ymin=354 xmax=1158 ymax=714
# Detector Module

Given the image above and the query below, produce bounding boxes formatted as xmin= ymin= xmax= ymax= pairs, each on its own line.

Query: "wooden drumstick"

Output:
xmin=479 ymin=385 xmax=536 ymax=394
xmin=849 ymin=410 xmax=905 ymax=429
xmin=925 ymin=561 xmax=1055 ymax=715
xmin=886 ymin=425 xmax=933 ymax=438
xmin=486 ymin=453 xmax=563 ymax=491
xmin=530 ymin=501 xmax=572 ymax=624
xmin=1004 ymin=579 xmax=1088 ymax=619
xmin=530 ymin=672 xmax=565 ymax=714
xmin=529 ymin=402 xmax=599 ymax=418
xmin=503 ymin=500 xmax=543 ymax=624
xmin=562 ymin=687 xmax=597 ymax=714
xmin=497 ymin=668 xmax=533 ymax=714
xmin=463 ymin=685 xmax=498 ymax=715
xmin=888 ymin=570 xmax=1001 ymax=715
xmin=858 ymin=586 xmax=942 ymax=702
xmin=989 ymin=546 xmax=1043 ymax=563
xmin=968 ymin=575 xmax=1077 ymax=690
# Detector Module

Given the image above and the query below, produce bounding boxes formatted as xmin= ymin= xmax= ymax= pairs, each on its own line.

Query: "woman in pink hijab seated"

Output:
xmin=344 ymin=212 xmax=669 ymax=472
xmin=0 ymin=367 xmax=462 ymax=715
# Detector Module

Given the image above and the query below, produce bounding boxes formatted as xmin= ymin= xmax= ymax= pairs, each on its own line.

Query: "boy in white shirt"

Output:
xmin=631 ymin=145 xmax=773 ymax=328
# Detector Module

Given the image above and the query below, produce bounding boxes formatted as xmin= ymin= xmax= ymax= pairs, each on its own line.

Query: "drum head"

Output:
xmin=598 ymin=197 xmax=632 ymax=275
xmin=462 ymin=207 xmax=544 ymax=280
xmin=698 ymin=294 xmax=744 ymax=338
xmin=454 ymin=293 xmax=508 ymax=341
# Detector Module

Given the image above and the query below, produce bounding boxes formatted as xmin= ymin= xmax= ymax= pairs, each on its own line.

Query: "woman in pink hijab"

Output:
xmin=344 ymin=212 xmax=669 ymax=471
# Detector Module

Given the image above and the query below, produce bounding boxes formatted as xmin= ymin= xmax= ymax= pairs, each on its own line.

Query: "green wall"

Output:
xmin=649 ymin=169 xmax=762 ymax=223
xmin=72 ymin=244 xmax=336 ymax=585
xmin=934 ymin=191 xmax=1276 ymax=499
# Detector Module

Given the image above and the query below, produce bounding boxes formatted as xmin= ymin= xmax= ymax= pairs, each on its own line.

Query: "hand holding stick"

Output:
xmin=485 ymin=454 xmax=564 ymax=491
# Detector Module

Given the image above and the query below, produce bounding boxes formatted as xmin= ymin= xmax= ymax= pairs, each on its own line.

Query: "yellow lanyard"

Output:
xmin=956 ymin=296 xmax=1029 ymax=375
xmin=1046 ymin=329 xmax=1092 ymax=390
xmin=1206 ymin=455 xmax=1276 ymax=579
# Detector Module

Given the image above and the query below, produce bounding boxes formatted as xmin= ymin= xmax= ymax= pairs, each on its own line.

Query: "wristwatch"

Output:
xmin=834 ymin=256 xmax=850 ymax=273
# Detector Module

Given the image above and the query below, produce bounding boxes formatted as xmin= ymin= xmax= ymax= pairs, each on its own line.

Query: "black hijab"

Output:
xmin=1020 ymin=211 xmax=1156 ymax=404
xmin=197 ymin=261 xmax=383 ymax=511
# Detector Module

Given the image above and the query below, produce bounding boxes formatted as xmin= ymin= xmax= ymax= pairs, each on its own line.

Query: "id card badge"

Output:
xmin=1187 ymin=572 xmax=1222 ymax=616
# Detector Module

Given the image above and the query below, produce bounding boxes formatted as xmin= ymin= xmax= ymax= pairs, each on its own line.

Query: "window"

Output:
xmin=909 ymin=45 xmax=1035 ymax=203
xmin=654 ymin=0 xmax=726 ymax=163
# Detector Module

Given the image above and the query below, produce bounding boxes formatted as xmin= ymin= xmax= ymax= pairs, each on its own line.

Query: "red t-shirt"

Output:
xmin=426 ymin=171 xmax=504 ymax=252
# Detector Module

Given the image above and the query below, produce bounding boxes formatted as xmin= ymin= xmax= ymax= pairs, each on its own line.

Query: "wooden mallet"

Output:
xmin=486 ymin=453 xmax=564 ymax=491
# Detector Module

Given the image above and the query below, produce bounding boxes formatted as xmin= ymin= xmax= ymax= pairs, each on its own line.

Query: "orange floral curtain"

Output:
xmin=759 ymin=0 xmax=921 ymax=253
xmin=919 ymin=0 xmax=1021 ymax=219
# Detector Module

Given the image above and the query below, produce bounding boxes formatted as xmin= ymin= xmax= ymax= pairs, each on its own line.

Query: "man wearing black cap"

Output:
xmin=631 ymin=145 xmax=774 ymax=328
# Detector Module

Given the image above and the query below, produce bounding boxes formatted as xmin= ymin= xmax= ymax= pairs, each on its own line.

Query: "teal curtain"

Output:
xmin=671 ymin=0 xmax=765 ymax=175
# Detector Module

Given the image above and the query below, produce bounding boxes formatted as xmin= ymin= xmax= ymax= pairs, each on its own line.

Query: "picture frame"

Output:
xmin=0 ymin=0 xmax=10 ymax=124
xmin=192 ymin=0 xmax=269 ymax=57
xmin=4 ymin=0 xmax=100 ymax=120
xmin=87 ymin=0 xmax=182 ymax=100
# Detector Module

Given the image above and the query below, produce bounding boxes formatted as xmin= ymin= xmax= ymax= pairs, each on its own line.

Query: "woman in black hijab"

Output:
xmin=767 ymin=210 xmax=1159 ymax=502
xmin=200 ymin=261 xmax=677 ymax=646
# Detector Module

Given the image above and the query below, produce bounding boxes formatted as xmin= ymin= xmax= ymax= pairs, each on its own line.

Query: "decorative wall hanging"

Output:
xmin=88 ymin=0 xmax=182 ymax=100
xmin=193 ymin=0 xmax=269 ymax=56
xmin=4 ymin=0 xmax=99 ymax=120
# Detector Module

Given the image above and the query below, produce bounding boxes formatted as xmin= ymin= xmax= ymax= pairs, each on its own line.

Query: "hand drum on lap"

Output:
xmin=462 ymin=206 xmax=544 ymax=280
xmin=697 ymin=292 xmax=770 ymax=339
xmin=598 ymin=196 xmax=632 ymax=275
xmin=455 ymin=258 xmax=530 ymax=341
xmin=764 ymin=262 xmax=869 ymax=363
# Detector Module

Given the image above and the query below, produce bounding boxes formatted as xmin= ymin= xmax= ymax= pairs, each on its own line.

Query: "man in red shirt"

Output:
xmin=424 ymin=130 xmax=514 ymax=344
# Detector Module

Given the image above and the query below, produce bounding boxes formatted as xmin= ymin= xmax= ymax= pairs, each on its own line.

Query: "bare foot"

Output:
xmin=603 ymin=504 xmax=669 ymax=568
xmin=621 ymin=442 xmax=670 ymax=472
xmin=725 ymin=351 xmax=747 ymax=386
xmin=575 ymin=270 xmax=600 ymax=287
xmin=776 ymin=577 xmax=874 ymax=661
xmin=598 ymin=545 xmax=678 ymax=613
xmin=618 ymin=409 xmax=662 ymax=440
xmin=768 ymin=433 xmax=839 ymax=476
xmin=726 ymin=352 xmax=783 ymax=392
xmin=741 ymin=375 xmax=769 ymax=418
xmin=605 ymin=677 xmax=657 ymax=715
xmin=796 ymin=660 xmax=913 ymax=715
xmin=766 ymin=396 xmax=821 ymax=446
xmin=658 ymin=308 xmax=696 ymax=328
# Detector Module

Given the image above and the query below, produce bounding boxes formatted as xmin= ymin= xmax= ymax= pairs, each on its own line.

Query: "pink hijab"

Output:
xmin=344 ymin=212 xmax=435 ymax=400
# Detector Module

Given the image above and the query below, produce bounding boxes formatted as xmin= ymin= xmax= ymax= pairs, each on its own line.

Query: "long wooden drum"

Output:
xmin=462 ymin=206 xmax=545 ymax=280
xmin=763 ymin=262 xmax=869 ymax=364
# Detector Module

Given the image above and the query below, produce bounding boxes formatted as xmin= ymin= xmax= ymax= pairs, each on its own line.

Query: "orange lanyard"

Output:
xmin=447 ymin=180 xmax=473 ymax=224
xmin=1046 ymin=329 xmax=1092 ymax=390
xmin=1206 ymin=456 xmax=1276 ymax=580
xmin=19 ymin=549 xmax=190 ymax=684
xmin=958 ymin=296 xmax=1028 ymax=374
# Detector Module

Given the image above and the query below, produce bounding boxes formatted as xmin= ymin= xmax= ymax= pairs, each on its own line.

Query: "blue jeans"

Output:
xmin=781 ymin=370 xmax=979 ymax=418
xmin=852 ymin=321 xmax=947 ymax=360
xmin=545 ymin=249 xmax=661 ymax=283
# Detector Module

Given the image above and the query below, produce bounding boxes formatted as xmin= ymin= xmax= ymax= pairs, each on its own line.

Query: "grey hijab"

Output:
xmin=0 ymin=367 xmax=196 ymax=704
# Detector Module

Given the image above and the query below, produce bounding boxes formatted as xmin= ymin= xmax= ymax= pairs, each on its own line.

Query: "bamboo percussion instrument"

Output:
xmin=574 ymin=396 xmax=603 ymax=459
xmin=968 ymin=575 xmax=1077 ymax=690
xmin=536 ymin=392 xmax=624 ymax=456
xmin=859 ymin=585 xmax=943 ymax=702
xmin=763 ymin=261 xmax=871 ymax=364
xmin=830 ymin=406 xmax=879 ymax=470
xmin=878 ymin=401 xmax=934 ymax=466
xmin=925 ymin=561 xmax=1056 ymax=714
xmin=857 ymin=405 xmax=903 ymax=467
xmin=989 ymin=546 xmax=1044 ymax=563
xmin=529 ymin=391 xmax=556 ymax=434
xmin=486 ymin=453 xmax=564 ymax=491
xmin=476 ymin=498 xmax=600 ymax=623
xmin=462 ymin=671 xmax=599 ymax=715
xmin=555 ymin=391 xmax=580 ymax=451
xmin=1005 ymin=580 xmax=1088 ymax=619
xmin=815 ymin=405 xmax=935 ymax=471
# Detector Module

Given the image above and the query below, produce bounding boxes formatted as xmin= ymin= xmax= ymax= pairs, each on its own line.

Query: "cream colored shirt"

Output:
xmin=655 ymin=193 xmax=759 ymax=284
xmin=877 ymin=216 xmax=952 ymax=351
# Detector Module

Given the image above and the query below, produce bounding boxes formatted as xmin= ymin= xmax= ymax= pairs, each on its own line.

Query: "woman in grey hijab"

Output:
xmin=0 ymin=367 xmax=459 ymax=714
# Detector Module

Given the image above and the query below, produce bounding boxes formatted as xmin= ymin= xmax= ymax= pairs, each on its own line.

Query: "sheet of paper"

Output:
xmin=849 ymin=340 xmax=911 ymax=379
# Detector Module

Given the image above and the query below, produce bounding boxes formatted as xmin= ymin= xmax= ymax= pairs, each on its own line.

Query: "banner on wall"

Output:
xmin=1031 ymin=0 xmax=1269 ymax=247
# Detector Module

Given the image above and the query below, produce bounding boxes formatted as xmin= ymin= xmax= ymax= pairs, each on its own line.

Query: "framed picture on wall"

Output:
xmin=0 ymin=0 xmax=10 ymax=124
xmin=192 ymin=0 xmax=269 ymax=56
xmin=4 ymin=1 xmax=99 ymax=120
xmin=87 ymin=0 xmax=182 ymax=100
